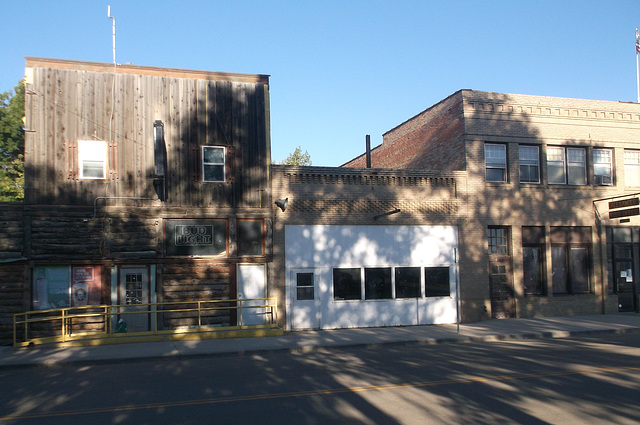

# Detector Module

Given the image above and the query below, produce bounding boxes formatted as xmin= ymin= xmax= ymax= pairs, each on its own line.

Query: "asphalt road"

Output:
xmin=1 ymin=333 xmax=639 ymax=424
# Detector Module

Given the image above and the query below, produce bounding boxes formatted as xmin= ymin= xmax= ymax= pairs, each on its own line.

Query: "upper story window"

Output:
xmin=624 ymin=150 xmax=640 ymax=187
xmin=519 ymin=145 xmax=540 ymax=184
xmin=593 ymin=148 xmax=613 ymax=186
xmin=547 ymin=146 xmax=586 ymax=185
xmin=485 ymin=144 xmax=507 ymax=183
xmin=202 ymin=146 xmax=225 ymax=182
xmin=78 ymin=140 xmax=107 ymax=179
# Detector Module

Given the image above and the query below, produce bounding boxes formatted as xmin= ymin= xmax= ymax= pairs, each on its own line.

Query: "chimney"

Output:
xmin=366 ymin=135 xmax=371 ymax=168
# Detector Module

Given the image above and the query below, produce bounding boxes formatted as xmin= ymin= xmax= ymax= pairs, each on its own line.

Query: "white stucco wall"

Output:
xmin=285 ymin=225 xmax=459 ymax=330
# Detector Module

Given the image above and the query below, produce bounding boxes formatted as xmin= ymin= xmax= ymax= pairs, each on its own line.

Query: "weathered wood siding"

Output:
xmin=24 ymin=58 xmax=271 ymax=209
xmin=0 ymin=204 xmax=26 ymax=343
xmin=161 ymin=262 xmax=233 ymax=328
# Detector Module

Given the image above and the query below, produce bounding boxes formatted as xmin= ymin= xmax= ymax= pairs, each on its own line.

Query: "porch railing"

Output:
xmin=13 ymin=298 xmax=278 ymax=347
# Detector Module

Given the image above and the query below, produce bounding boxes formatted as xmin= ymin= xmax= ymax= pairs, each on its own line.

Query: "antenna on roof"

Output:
xmin=107 ymin=5 xmax=116 ymax=65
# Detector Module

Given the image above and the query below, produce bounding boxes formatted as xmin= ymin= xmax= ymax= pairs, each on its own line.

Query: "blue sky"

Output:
xmin=2 ymin=1 xmax=639 ymax=166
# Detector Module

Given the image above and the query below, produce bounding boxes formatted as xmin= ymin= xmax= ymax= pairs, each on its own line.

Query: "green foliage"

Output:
xmin=280 ymin=146 xmax=312 ymax=166
xmin=0 ymin=80 xmax=25 ymax=201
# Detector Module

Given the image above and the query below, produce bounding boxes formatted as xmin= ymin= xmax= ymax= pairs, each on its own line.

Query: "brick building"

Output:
xmin=273 ymin=90 xmax=640 ymax=330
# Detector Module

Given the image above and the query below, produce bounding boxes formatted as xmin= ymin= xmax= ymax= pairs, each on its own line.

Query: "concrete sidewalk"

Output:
xmin=1 ymin=313 xmax=639 ymax=369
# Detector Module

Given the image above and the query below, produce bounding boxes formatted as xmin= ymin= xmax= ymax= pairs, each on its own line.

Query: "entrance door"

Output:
xmin=488 ymin=226 xmax=514 ymax=319
xmin=119 ymin=267 xmax=150 ymax=333
xmin=237 ymin=264 xmax=267 ymax=326
xmin=615 ymin=259 xmax=636 ymax=312
xmin=489 ymin=260 xmax=514 ymax=318
xmin=290 ymin=270 xmax=319 ymax=330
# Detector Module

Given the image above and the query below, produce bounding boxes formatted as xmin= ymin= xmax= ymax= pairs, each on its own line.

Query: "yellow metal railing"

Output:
xmin=13 ymin=298 xmax=278 ymax=347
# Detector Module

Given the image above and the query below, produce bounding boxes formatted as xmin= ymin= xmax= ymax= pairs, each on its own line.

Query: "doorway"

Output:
xmin=488 ymin=226 xmax=514 ymax=319
xmin=237 ymin=263 xmax=267 ymax=325
xmin=290 ymin=269 xmax=319 ymax=330
xmin=119 ymin=267 xmax=150 ymax=333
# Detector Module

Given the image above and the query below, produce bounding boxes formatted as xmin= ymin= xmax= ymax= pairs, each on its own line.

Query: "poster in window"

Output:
xmin=71 ymin=266 xmax=102 ymax=306
xmin=33 ymin=265 xmax=103 ymax=310
xmin=165 ymin=219 xmax=227 ymax=256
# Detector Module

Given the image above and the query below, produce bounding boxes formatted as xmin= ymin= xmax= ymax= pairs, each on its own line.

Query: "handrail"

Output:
xmin=13 ymin=298 xmax=278 ymax=347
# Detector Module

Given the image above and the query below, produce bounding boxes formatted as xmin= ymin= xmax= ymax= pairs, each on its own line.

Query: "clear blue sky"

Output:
xmin=2 ymin=1 xmax=639 ymax=166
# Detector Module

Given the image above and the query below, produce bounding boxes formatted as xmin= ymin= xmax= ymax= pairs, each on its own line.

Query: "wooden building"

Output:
xmin=0 ymin=57 xmax=273 ymax=341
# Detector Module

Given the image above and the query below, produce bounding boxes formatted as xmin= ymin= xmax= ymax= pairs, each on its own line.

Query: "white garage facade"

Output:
xmin=284 ymin=224 xmax=459 ymax=330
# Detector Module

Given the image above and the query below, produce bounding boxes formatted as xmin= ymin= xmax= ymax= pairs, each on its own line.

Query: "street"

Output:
xmin=1 ymin=333 xmax=639 ymax=424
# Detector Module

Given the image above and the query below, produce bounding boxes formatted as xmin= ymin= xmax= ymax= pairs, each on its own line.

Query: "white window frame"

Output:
xmin=78 ymin=140 xmax=107 ymax=180
xmin=624 ymin=150 xmax=640 ymax=187
xmin=485 ymin=144 xmax=507 ymax=183
xmin=202 ymin=146 xmax=226 ymax=182
xmin=519 ymin=145 xmax=540 ymax=184
xmin=593 ymin=148 xmax=613 ymax=186
xmin=547 ymin=146 xmax=586 ymax=185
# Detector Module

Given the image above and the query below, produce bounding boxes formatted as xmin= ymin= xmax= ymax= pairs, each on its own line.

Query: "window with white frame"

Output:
xmin=547 ymin=146 xmax=586 ymax=185
xmin=78 ymin=140 xmax=107 ymax=179
xmin=593 ymin=148 xmax=613 ymax=186
xmin=624 ymin=150 xmax=640 ymax=187
xmin=485 ymin=144 xmax=507 ymax=183
xmin=519 ymin=145 xmax=540 ymax=184
xmin=202 ymin=146 xmax=225 ymax=182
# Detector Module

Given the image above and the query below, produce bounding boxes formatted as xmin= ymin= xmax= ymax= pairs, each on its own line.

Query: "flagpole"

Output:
xmin=637 ymin=28 xmax=640 ymax=103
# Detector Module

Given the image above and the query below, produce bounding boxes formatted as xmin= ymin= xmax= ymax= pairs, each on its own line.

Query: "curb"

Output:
xmin=2 ymin=325 xmax=639 ymax=370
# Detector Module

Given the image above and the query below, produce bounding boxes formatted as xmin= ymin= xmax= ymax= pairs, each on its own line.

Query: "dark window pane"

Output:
xmin=203 ymin=146 xmax=224 ymax=163
xmin=297 ymin=287 xmax=314 ymax=301
xmin=552 ymin=246 xmax=567 ymax=294
xmin=364 ymin=268 xmax=392 ymax=300
xmin=523 ymin=246 xmax=543 ymax=295
xmin=486 ymin=168 xmax=505 ymax=182
xmin=395 ymin=267 xmax=420 ymax=298
xmin=571 ymin=247 xmax=589 ymax=293
xmin=425 ymin=267 xmax=450 ymax=297
xmin=333 ymin=268 xmax=361 ymax=300
xmin=238 ymin=221 xmax=263 ymax=256
xmin=296 ymin=273 xmax=313 ymax=288
xmin=203 ymin=164 xmax=224 ymax=182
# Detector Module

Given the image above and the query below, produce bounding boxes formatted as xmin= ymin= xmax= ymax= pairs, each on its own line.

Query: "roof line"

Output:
xmin=25 ymin=57 xmax=270 ymax=84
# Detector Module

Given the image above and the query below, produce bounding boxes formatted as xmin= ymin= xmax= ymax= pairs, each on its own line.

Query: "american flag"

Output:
xmin=637 ymin=28 xmax=640 ymax=54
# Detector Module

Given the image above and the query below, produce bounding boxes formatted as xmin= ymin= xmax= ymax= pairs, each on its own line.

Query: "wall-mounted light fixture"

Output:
xmin=373 ymin=208 xmax=401 ymax=220
xmin=275 ymin=198 xmax=288 ymax=212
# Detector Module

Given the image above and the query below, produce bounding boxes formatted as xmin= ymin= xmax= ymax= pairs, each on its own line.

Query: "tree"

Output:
xmin=0 ymin=80 xmax=25 ymax=201
xmin=280 ymin=146 xmax=312 ymax=166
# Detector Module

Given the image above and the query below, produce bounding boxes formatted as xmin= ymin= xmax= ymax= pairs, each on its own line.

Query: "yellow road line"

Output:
xmin=2 ymin=365 xmax=638 ymax=422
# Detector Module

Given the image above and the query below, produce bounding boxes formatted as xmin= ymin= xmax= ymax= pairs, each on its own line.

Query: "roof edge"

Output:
xmin=25 ymin=57 xmax=270 ymax=84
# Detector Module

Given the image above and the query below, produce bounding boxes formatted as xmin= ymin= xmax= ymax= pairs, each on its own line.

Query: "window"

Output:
xmin=202 ymin=146 xmax=225 ymax=182
xmin=425 ymin=267 xmax=450 ymax=297
xmin=547 ymin=146 xmax=586 ymax=185
xmin=78 ymin=140 xmax=107 ymax=179
xmin=296 ymin=273 xmax=314 ymax=301
xmin=593 ymin=149 xmax=613 ymax=186
xmin=522 ymin=226 xmax=545 ymax=295
xmin=333 ymin=268 xmax=361 ymax=300
xmin=488 ymin=227 xmax=509 ymax=255
xmin=550 ymin=226 xmax=591 ymax=294
xmin=519 ymin=146 xmax=540 ymax=183
xmin=624 ymin=150 xmax=640 ymax=187
xmin=364 ymin=268 xmax=392 ymax=300
xmin=485 ymin=144 xmax=507 ymax=182
xmin=395 ymin=267 xmax=421 ymax=298
xmin=237 ymin=220 xmax=263 ymax=256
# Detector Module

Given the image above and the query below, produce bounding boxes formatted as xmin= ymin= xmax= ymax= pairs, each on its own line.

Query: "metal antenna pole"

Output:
xmin=108 ymin=5 xmax=116 ymax=65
